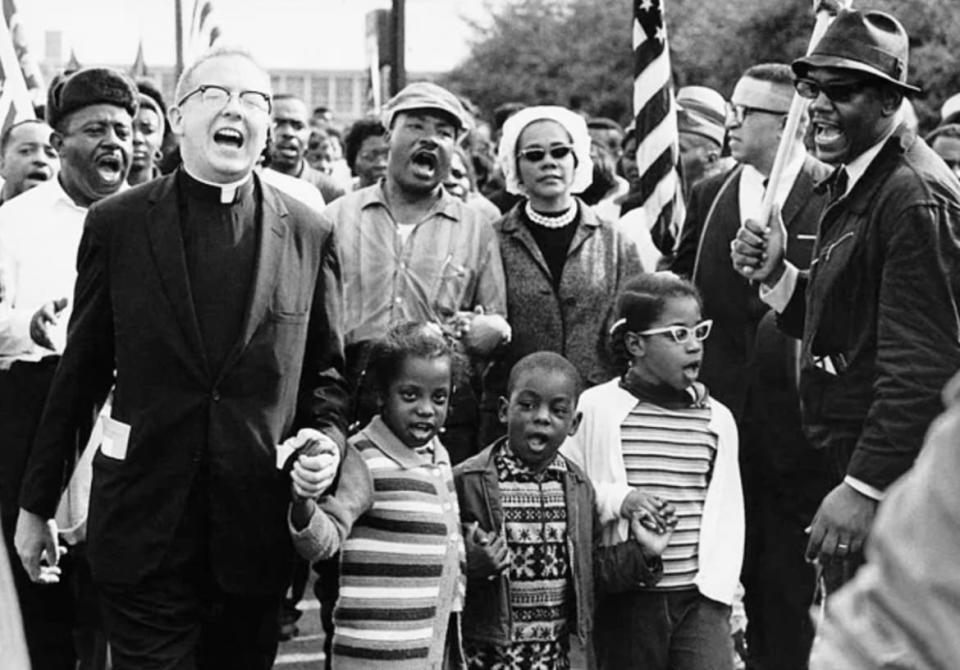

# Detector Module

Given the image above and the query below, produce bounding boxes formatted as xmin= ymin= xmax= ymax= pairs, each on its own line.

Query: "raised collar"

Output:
xmin=360 ymin=415 xmax=448 ymax=470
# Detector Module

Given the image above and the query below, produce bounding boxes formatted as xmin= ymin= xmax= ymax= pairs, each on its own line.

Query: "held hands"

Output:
xmin=29 ymin=297 xmax=68 ymax=350
xmin=15 ymin=509 xmax=66 ymax=584
xmin=805 ymin=481 xmax=878 ymax=564
xmin=620 ymin=489 xmax=676 ymax=534
xmin=464 ymin=521 xmax=510 ymax=580
xmin=629 ymin=512 xmax=677 ymax=561
xmin=286 ymin=429 xmax=340 ymax=499
xmin=730 ymin=204 xmax=787 ymax=285
xmin=451 ymin=306 xmax=511 ymax=357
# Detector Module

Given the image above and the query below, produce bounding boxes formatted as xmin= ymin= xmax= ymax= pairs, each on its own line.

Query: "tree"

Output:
xmin=443 ymin=0 xmax=960 ymax=131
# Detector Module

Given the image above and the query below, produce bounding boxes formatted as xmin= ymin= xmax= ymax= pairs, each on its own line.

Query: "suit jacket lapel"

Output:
xmin=145 ymin=175 xmax=210 ymax=377
xmin=217 ymin=175 xmax=288 ymax=378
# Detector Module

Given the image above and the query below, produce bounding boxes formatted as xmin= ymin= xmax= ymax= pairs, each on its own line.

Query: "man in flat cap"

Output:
xmin=732 ymin=9 xmax=960 ymax=595
xmin=14 ymin=46 xmax=348 ymax=669
xmin=314 ymin=80 xmax=506 ymax=662
xmin=676 ymin=62 xmax=833 ymax=670
xmin=0 ymin=65 xmax=136 ymax=670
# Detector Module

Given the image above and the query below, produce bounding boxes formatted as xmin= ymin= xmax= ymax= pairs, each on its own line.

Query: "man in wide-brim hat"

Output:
xmin=731 ymin=7 xmax=960 ymax=601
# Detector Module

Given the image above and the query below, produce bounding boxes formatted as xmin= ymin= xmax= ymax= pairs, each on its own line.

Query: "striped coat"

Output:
xmin=290 ymin=416 xmax=466 ymax=669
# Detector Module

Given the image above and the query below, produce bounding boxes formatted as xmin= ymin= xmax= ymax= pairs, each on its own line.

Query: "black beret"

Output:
xmin=46 ymin=67 xmax=139 ymax=130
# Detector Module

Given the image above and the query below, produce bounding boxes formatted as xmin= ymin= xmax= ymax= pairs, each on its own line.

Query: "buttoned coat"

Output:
xmin=779 ymin=125 xmax=960 ymax=490
xmin=19 ymin=172 xmax=349 ymax=594
xmin=492 ymin=200 xmax=642 ymax=389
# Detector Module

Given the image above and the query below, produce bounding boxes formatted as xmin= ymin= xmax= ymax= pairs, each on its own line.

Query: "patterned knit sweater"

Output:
xmin=290 ymin=416 xmax=466 ymax=669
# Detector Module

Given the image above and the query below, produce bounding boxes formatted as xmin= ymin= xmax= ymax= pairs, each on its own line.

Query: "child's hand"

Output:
xmin=621 ymin=490 xmax=673 ymax=533
xmin=464 ymin=522 xmax=510 ymax=580
xmin=629 ymin=512 xmax=677 ymax=560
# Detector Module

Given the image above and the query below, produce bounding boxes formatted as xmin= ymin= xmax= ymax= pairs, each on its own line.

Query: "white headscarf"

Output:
xmin=497 ymin=106 xmax=594 ymax=196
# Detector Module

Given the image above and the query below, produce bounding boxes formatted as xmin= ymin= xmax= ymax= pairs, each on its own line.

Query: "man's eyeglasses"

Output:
xmin=726 ymin=104 xmax=783 ymax=126
xmin=178 ymin=84 xmax=272 ymax=114
xmin=516 ymin=145 xmax=574 ymax=163
xmin=794 ymin=78 xmax=867 ymax=104
xmin=636 ymin=319 xmax=713 ymax=344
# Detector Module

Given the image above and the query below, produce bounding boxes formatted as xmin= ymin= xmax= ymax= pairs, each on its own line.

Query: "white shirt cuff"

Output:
xmin=758 ymin=262 xmax=799 ymax=313
xmin=843 ymin=476 xmax=884 ymax=501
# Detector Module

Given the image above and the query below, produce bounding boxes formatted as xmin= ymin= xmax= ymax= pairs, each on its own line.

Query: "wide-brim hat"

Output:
xmin=793 ymin=10 xmax=919 ymax=93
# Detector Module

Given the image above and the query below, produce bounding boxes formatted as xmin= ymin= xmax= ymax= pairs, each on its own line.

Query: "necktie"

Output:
xmin=829 ymin=167 xmax=849 ymax=204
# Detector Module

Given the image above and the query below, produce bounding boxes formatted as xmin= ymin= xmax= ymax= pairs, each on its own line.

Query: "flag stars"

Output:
xmin=655 ymin=24 xmax=666 ymax=42
xmin=638 ymin=0 xmax=655 ymax=12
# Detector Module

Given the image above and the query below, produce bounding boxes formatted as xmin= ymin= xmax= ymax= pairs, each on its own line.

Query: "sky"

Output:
xmin=18 ymin=0 xmax=502 ymax=73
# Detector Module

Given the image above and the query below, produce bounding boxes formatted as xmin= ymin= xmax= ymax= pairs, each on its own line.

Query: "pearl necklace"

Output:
xmin=524 ymin=201 xmax=577 ymax=229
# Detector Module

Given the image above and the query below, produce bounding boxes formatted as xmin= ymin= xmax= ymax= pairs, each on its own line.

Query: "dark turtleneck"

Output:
xmin=522 ymin=203 xmax=579 ymax=291
xmin=176 ymin=169 xmax=259 ymax=375
xmin=619 ymin=368 xmax=707 ymax=410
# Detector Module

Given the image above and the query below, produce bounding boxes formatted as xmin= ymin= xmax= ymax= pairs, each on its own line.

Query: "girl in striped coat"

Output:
xmin=562 ymin=273 xmax=744 ymax=670
xmin=290 ymin=322 xmax=467 ymax=669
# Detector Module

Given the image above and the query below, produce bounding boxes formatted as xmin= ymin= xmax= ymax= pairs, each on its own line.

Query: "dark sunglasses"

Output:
xmin=516 ymin=145 xmax=574 ymax=162
xmin=794 ymin=78 xmax=867 ymax=103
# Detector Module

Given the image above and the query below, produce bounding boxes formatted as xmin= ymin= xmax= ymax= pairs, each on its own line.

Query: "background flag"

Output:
xmin=187 ymin=0 xmax=223 ymax=62
xmin=632 ymin=0 xmax=684 ymax=255
xmin=0 ymin=0 xmax=35 ymax=136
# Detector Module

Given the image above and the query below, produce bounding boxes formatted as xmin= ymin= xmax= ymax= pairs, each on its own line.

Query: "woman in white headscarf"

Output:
xmin=479 ymin=106 xmax=644 ymax=441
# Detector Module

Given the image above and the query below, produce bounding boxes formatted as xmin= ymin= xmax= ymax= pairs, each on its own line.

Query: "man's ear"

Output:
xmin=497 ymin=396 xmax=510 ymax=426
xmin=50 ymin=131 xmax=64 ymax=153
xmin=880 ymin=88 xmax=904 ymax=117
xmin=167 ymin=106 xmax=184 ymax=136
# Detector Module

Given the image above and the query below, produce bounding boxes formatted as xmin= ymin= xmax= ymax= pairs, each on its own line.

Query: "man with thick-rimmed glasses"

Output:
xmin=672 ymin=62 xmax=833 ymax=670
xmin=14 ymin=46 xmax=349 ymax=669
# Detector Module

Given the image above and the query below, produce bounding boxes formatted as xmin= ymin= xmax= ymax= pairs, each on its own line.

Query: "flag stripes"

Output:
xmin=632 ymin=0 xmax=684 ymax=256
xmin=187 ymin=0 xmax=223 ymax=61
xmin=0 ymin=0 xmax=34 ymax=137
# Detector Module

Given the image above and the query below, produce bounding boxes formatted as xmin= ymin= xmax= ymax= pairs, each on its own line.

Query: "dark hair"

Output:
xmin=366 ymin=321 xmax=466 ymax=397
xmin=0 ymin=119 xmax=51 ymax=155
xmin=608 ymin=273 xmax=702 ymax=367
xmin=344 ymin=117 xmax=387 ymax=170
xmin=742 ymin=62 xmax=793 ymax=88
xmin=926 ymin=123 xmax=960 ymax=144
xmin=587 ymin=117 xmax=624 ymax=133
xmin=507 ymin=351 xmax=583 ymax=400
xmin=493 ymin=102 xmax=526 ymax=133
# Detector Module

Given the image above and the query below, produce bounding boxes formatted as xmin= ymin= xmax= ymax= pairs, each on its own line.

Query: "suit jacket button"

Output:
xmin=212 ymin=390 xmax=221 ymax=401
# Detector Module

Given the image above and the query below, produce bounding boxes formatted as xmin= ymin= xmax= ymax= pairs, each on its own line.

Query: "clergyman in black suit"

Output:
xmin=15 ymin=46 xmax=348 ymax=670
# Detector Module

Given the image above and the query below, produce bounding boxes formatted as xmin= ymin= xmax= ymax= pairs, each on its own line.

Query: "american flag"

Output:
xmin=632 ymin=0 xmax=684 ymax=255
xmin=0 ymin=0 xmax=34 ymax=135
xmin=187 ymin=0 xmax=224 ymax=61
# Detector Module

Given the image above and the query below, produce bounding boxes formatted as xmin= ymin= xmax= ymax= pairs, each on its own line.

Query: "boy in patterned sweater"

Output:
xmin=455 ymin=352 xmax=672 ymax=669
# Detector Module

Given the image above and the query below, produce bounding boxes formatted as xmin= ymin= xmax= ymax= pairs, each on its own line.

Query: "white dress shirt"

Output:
xmin=0 ymin=178 xmax=89 ymax=365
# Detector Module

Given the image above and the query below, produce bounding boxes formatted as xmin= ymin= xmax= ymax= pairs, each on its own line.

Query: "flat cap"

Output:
xmin=383 ymin=82 xmax=470 ymax=132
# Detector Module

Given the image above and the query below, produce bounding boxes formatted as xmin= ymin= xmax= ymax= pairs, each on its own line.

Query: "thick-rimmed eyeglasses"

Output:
xmin=794 ymin=78 xmax=867 ymax=104
xmin=636 ymin=319 xmax=713 ymax=344
xmin=516 ymin=145 xmax=574 ymax=162
xmin=726 ymin=104 xmax=783 ymax=126
xmin=177 ymin=84 xmax=272 ymax=114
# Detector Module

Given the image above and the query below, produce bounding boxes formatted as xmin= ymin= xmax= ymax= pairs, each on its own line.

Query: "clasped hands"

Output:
xmin=621 ymin=489 xmax=678 ymax=559
xmin=285 ymin=428 xmax=341 ymax=500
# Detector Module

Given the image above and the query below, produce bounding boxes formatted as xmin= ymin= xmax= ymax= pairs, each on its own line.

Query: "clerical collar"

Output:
xmin=180 ymin=167 xmax=254 ymax=205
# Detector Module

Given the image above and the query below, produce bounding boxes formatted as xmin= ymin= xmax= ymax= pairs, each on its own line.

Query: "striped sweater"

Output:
xmin=290 ymin=416 xmax=466 ymax=669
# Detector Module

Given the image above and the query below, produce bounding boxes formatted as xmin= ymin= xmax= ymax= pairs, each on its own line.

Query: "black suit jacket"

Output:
xmin=672 ymin=155 xmax=832 ymax=421
xmin=20 ymin=172 xmax=348 ymax=594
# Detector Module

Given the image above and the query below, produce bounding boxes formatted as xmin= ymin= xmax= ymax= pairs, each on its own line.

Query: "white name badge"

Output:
xmin=100 ymin=417 xmax=131 ymax=461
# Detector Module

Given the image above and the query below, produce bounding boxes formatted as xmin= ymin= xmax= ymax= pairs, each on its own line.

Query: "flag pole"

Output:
xmin=758 ymin=0 xmax=851 ymax=230
xmin=175 ymin=0 xmax=184 ymax=79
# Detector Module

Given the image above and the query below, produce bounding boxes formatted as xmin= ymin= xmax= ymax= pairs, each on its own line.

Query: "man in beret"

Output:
xmin=14 ymin=46 xmax=348 ymax=669
xmin=265 ymin=93 xmax=346 ymax=204
xmin=0 ymin=119 xmax=59 ymax=205
xmin=675 ymin=62 xmax=834 ymax=670
xmin=732 ymin=10 xmax=960 ymax=595
xmin=0 ymin=65 xmax=136 ymax=670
